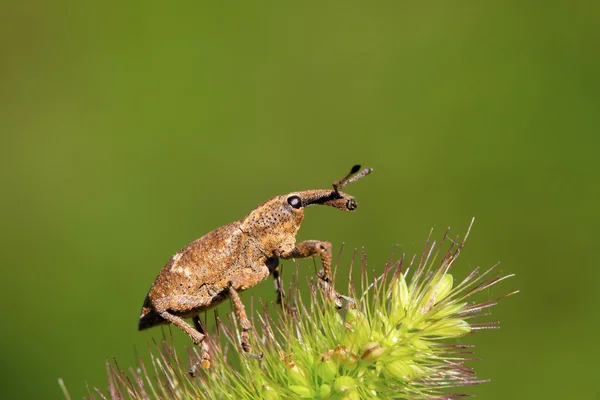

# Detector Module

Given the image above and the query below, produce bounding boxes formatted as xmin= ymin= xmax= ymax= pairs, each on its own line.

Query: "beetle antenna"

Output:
xmin=333 ymin=165 xmax=372 ymax=194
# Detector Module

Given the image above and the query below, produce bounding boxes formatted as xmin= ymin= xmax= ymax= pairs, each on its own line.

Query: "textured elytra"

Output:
xmin=138 ymin=166 xmax=372 ymax=370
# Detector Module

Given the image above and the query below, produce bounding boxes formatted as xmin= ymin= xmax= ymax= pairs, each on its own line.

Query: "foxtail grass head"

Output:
xmin=73 ymin=219 xmax=516 ymax=400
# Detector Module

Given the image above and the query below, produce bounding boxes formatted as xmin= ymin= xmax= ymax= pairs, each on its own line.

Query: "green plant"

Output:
xmin=63 ymin=221 xmax=516 ymax=399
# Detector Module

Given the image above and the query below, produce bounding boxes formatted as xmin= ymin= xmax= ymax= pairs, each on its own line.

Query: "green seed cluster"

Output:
xmin=91 ymin=229 xmax=514 ymax=400
xmin=268 ymin=270 xmax=474 ymax=400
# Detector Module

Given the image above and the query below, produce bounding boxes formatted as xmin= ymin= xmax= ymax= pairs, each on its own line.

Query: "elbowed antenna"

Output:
xmin=333 ymin=165 xmax=373 ymax=194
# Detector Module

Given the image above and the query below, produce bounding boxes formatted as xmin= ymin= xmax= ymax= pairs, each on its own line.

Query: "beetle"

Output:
xmin=138 ymin=165 xmax=371 ymax=370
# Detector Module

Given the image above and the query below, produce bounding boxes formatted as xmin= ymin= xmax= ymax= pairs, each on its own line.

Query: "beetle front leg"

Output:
xmin=280 ymin=240 xmax=343 ymax=308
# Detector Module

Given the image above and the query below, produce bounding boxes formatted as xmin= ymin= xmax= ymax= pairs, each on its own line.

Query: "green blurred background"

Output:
xmin=1 ymin=1 xmax=598 ymax=399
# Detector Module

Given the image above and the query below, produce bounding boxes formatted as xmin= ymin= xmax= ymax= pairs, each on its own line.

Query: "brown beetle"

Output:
xmin=138 ymin=165 xmax=371 ymax=370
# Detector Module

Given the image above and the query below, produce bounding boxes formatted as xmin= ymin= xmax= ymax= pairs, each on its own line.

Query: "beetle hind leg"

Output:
xmin=188 ymin=315 xmax=211 ymax=376
xmin=156 ymin=309 xmax=205 ymax=345
xmin=151 ymin=297 xmax=213 ymax=373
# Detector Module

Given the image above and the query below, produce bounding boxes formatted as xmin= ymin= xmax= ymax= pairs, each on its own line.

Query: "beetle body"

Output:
xmin=138 ymin=221 xmax=260 ymax=329
xmin=138 ymin=166 xmax=371 ymax=370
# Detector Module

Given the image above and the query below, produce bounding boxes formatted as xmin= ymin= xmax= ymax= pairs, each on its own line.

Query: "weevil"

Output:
xmin=138 ymin=165 xmax=371 ymax=370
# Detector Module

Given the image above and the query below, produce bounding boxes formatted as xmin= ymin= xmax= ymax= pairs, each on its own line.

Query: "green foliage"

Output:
xmin=69 ymin=222 xmax=515 ymax=399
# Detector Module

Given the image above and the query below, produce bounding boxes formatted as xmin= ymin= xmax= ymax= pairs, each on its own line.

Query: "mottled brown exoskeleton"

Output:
xmin=138 ymin=165 xmax=371 ymax=371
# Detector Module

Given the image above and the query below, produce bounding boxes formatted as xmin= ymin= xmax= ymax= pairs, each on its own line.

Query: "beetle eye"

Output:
xmin=287 ymin=195 xmax=302 ymax=209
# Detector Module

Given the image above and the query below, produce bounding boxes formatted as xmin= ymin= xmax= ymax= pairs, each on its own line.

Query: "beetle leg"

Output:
xmin=153 ymin=298 xmax=213 ymax=372
xmin=266 ymin=256 xmax=284 ymax=305
xmin=187 ymin=315 xmax=211 ymax=376
xmin=280 ymin=240 xmax=343 ymax=308
xmin=155 ymin=309 xmax=205 ymax=344
xmin=228 ymin=283 xmax=262 ymax=359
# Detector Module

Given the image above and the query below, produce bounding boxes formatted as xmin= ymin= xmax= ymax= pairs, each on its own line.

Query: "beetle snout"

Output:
xmin=321 ymin=194 xmax=358 ymax=212
xmin=346 ymin=198 xmax=357 ymax=210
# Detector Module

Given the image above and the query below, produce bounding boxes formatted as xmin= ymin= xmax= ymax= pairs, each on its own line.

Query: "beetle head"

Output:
xmin=292 ymin=164 xmax=372 ymax=212
xmin=240 ymin=165 xmax=372 ymax=256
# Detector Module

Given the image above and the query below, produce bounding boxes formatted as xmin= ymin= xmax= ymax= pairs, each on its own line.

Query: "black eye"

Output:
xmin=287 ymin=195 xmax=302 ymax=209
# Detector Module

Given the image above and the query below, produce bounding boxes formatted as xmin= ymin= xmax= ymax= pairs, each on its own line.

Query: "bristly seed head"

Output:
xmin=91 ymin=219 xmax=516 ymax=400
